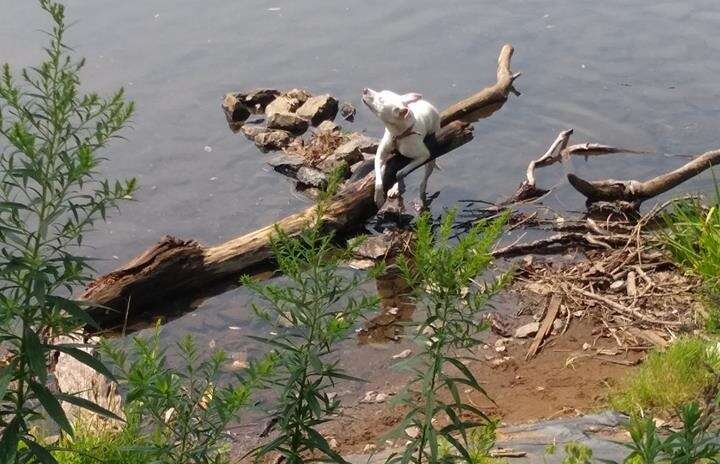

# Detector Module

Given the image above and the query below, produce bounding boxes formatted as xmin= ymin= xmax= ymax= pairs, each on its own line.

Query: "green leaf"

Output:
xmin=55 ymin=392 xmax=124 ymax=423
xmin=23 ymin=327 xmax=47 ymax=383
xmin=0 ymin=359 xmax=16 ymax=401
xmin=23 ymin=437 xmax=59 ymax=464
xmin=0 ymin=416 xmax=20 ymax=463
xmin=29 ymin=380 xmax=73 ymax=436
xmin=47 ymin=296 xmax=99 ymax=329
xmin=48 ymin=344 xmax=115 ymax=381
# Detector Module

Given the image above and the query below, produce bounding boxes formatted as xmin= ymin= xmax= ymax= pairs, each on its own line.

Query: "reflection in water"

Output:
xmin=359 ymin=263 xmax=415 ymax=344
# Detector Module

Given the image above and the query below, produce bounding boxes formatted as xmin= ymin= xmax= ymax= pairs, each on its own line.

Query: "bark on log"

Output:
xmin=440 ymin=44 xmax=521 ymax=125
xmin=568 ymin=148 xmax=720 ymax=204
xmin=83 ymin=45 xmax=519 ymax=328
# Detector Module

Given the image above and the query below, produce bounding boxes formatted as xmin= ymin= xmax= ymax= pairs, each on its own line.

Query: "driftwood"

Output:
xmin=568 ymin=148 xmax=720 ymax=205
xmin=83 ymin=45 xmax=521 ymax=328
xmin=504 ymin=129 xmax=650 ymax=205
xmin=525 ymin=293 xmax=561 ymax=360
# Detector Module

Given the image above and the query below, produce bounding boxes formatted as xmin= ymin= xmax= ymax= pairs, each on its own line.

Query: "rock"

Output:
xmin=582 ymin=342 xmax=592 ymax=351
xmin=317 ymin=120 xmax=341 ymax=133
xmin=296 ymin=166 xmax=328 ymax=188
xmin=266 ymin=111 xmax=309 ymax=134
xmin=222 ymin=93 xmax=251 ymax=130
xmin=265 ymin=96 xmax=302 ymax=117
xmin=340 ymin=101 xmax=356 ymax=121
xmin=405 ymin=426 xmax=421 ymax=439
xmin=495 ymin=345 xmax=506 ymax=353
xmin=375 ymin=393 xmax=388 ymax=403
xmin=354 ymin=234 xmax=392 ymax=260
xmin=332 ymin=134 xmax=379 ymax=165
xmin=329 ymin=438 xmax=339 ymax=449
xmin=52 ymin=335 xmax=124 ymax=424
xmin=296 ymin=94 xmax=339 ymax=126
xmin=488 ymin=312 xmax=513 ymax=338
xmin=610 ymin=280 xmax=625 ymax=291
xmin=253 ymin=129 xmax=293 ymax=152
xmin=514 ymin=322 xmax=540 ymax=338
xmin=361 ymin=391 xmax=378 ymax=403
xmin=263 ymin=88 xmax=311 ymax=117
xmin=285 ymin=88 xmax=312 ymax=105
xmin=239 ymin=88 xmax=280 ymax=111
xmin=362 ymin=444 xmax=376 ymax=453
xmin=317 ymin=155 xmax=350 ymax=177
xmin=267 ymin=154 xmax=305 ymax=176
xmin=392 ymin=349 xmax=412 ymax=359
xmin=552 ymin=319 xmax=564 ymax=332
xmin=240 ymin=124 xmax=265 ymax=141
xmin=494 ymin=338 xmax=509 ymax=348
xmin=491 ymin=358 xmax=508 ymax=368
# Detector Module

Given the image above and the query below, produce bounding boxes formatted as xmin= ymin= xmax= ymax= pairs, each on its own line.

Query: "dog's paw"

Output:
xmin=387 ymin=183 xmax=401 ymax=198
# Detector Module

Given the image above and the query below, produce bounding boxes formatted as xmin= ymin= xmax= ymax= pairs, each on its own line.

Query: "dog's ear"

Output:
xmin=397 ymin=107 xmax=410 ymax=119
xmin=400 ymin=93 xmax=422 ymax=104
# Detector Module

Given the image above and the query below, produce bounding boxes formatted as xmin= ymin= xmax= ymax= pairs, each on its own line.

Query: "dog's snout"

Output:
xmin=362 ymin=88 xmax=369 ymax=95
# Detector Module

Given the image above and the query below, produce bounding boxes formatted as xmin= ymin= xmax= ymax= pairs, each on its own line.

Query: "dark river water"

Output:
xmin=3 ymin=0 xmax=720 ymax=375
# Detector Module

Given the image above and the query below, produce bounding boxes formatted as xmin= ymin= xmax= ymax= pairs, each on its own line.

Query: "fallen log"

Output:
xmin=568 ymin=148 xmax=720 ymax=205
xmin=83 ymin=45 xmax=521 ymax=328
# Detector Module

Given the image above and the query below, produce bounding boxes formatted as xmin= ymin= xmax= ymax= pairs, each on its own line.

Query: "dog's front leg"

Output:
xmin=389 ymin=143 xmax=432 ymax=199
xmin=373 ymin=133 xmax=394 ymax=207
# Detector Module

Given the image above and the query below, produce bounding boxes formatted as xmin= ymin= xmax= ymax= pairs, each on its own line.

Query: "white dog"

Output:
xmin=361 ymin=88 xmax=440 ymax=207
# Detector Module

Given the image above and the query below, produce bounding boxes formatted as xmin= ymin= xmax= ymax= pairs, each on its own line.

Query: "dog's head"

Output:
xmin=361 ymin=89 xmax=422 ymax=127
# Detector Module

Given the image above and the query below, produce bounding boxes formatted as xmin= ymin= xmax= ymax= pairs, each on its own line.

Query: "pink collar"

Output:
xmin=394 ymin=125 xmax=421 ymax=141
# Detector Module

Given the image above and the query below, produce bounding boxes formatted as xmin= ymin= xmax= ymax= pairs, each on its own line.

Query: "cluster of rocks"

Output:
xmin=222 ymin=87 xmax=376 ymax=189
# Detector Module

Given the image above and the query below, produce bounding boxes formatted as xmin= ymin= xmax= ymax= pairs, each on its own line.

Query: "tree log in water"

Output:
xmin=568 ymin=148 xmax=720 ymax=206
xmin=83 ymin=45 xmax=521 ymax=328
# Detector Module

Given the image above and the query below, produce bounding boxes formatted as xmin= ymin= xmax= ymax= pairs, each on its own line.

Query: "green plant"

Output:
xmin=661 ymin=196 xmax=720 ymax=334
xmin=0 ymin=1 xmax=135 ymax=461
xmin=101 ymin=326 xmax=271 ymax=464
xmin=561 ymin=442 xmax=593 ymax=464
xmin=241 ymin=215 xmax=381 ymax=463
xmin=602 ymin=403 xmax=720 ymax=464
xmin=386 ymin=209 xmax=508 ymax=464
xmin=438 ymin=421 xmax=507 ymax=463
xmin=53 ymin=413 xmax=147 ymax=464
xmin=610 ymin=337 xmax=720 ymax=416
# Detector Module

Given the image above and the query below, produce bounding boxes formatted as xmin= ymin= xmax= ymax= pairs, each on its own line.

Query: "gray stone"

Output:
xmin=221 ymin=93 xmax=251 ymax=130
xmin=296 ymin=166 xmax=328 ymax=188
xmin=317 ymin=155 xmax=350 ymax=177
xmin=330 ymin=134 xmax=380 ymax=167
xmin=267 ymin=154 xmax=305 ymax=176
xmin=296 ymin=94 xmax=339 ymax=126
xmin=266 ymin=111 xmax=309 ymax=134
xmin=240 ymin=124 xmax=265 ymax=141
xmin=253 ymin=129 xmax=293 ymax=152
xmin=514 ymin=321 xmax=541 ymax=338
xmin=316 ymin=120 xmax=342 ymax=133
xmin=340 ymin=101 xmax=357 ymax=121
xmin=265 ymin=95 xmax=302 ymax=117
xmin=239 ymin=88 xmax=280 ymax=111
xmin=284 ymin=88 xmax=312 ymax=105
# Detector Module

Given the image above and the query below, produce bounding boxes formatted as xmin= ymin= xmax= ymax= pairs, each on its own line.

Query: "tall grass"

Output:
xmin=661 ymin=194 xmax=720 ymax=334
xmin=610 ymin=337 xmax=720 ymax=416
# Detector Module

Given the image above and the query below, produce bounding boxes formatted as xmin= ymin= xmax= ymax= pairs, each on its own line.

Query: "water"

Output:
xmin=3 ymin=0 xmax=720 ymax=367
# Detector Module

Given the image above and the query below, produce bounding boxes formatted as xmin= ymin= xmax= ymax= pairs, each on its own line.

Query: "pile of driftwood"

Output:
xmin=506 ymin=203 xmax=702 ymax=361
